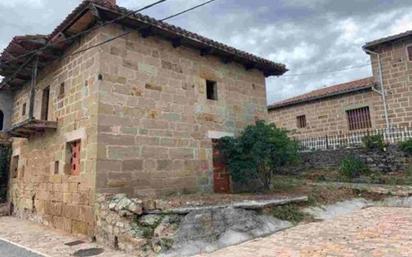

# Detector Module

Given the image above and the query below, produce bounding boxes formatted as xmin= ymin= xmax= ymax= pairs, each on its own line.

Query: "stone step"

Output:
xmin=145 ymin=196 xmax=308 ymax=214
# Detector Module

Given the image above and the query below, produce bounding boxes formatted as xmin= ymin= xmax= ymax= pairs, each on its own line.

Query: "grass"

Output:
xmin=271 ymin=176 xmax=305 ymax=193
xmin=270 ymin=204 xmax=308 ymax=224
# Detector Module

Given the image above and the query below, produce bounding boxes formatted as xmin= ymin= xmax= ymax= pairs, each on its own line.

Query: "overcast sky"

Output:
xmin=1 ymin=0 xmax=412 ymax=104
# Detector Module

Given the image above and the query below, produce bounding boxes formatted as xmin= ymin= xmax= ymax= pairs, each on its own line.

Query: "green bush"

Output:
xmin=362 ymin=134 xmax=385 ymax=151
xmin=399 ymin=139 xmax=412 ymax=154
xmin=218 ymin=120 xmax=298 ymax=191
xmin=270 ymin=204 xmax=306 ymax=224
xmin=339 ymin=155 xmax=369 ymax=180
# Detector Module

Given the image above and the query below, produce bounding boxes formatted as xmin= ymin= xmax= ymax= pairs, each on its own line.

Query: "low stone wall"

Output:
xmin=291 ymin=145 xmax=410 ymax=173
xmin=95 ymin=194 xmax=303 ymax=257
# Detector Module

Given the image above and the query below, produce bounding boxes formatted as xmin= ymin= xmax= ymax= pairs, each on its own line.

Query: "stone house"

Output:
xmin=0 ymin=0 xmax=286 ymax=235
xmin=269 ymin=30 xmax=412 ymax=139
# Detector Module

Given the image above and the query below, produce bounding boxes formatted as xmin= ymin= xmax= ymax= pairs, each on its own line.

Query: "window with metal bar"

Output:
xmin=297 ymin=115 xmax=307 ymax=128
xmin=346 ymin=106 xmax=372 ymax=130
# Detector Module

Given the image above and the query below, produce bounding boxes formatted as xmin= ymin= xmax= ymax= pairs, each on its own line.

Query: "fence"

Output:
xmin=298 ymin=127 xmax=412 ymax=152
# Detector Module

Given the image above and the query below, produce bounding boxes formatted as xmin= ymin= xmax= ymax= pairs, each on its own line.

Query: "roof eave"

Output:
xmin=268 ymin=84 xmax=375 ymax=111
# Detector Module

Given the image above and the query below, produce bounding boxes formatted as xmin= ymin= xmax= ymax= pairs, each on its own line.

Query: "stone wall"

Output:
xmin=294 ymin=145 xmax=410 ymax=173
xmin=370 ymin=37 xmax=412 ymax=128
xmin=95 ymin=24 xmax=268 ymax=197
xmin=269 ymin=36 xmax=412 ymax=139
xmin=268 ymin=90 xmax=383 ymax=139
xmin=8 ymin=30 xmax=101 ymax=236
xmin=95 ymin=193 xmax=293 ymax=257
xmin=0 ymin=92 xmax=12 ymax=131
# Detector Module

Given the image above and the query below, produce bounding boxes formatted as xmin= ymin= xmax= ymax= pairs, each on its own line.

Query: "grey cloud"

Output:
xmin=1 ymin=0 xmax=412 ymax=105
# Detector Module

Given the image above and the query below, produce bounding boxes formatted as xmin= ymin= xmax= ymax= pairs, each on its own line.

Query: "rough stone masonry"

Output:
xmin=2 ymin=0 xmax=283 ymax=237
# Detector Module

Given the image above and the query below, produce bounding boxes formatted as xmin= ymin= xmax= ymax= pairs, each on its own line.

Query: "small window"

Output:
xmin=407 ymin=45 xmax=412 ymax=62
xmin=58 ymin=83 xmax=65 ymax=99
xmin=206 ymin=80 xmax=218 ymax=100
xmin=22 ymin=103 xmax=26 ymax=116
xmin=67 ymin=140 xmax=81 ymax=176
xmin=11 ymin=155 xmax=19 ymax=179
xmin=297 ymin=115 xmax=306 ymax=128
xmin=54 ymin=161 xmax=59 ymax=175
xmin=346 ymin=106 xmax=372 ymax=130
xmin=0 ymin=110 xmax=3 ymax=131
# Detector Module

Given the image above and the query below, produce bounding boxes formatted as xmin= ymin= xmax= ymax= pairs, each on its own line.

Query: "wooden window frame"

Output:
xmin=296 ymin=115 xmax=307 ymax=129
xmin=346 ymin=106 xmax=372 ymax=131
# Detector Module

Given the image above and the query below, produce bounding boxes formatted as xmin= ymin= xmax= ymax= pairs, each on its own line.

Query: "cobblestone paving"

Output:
xmin=197 ymin=207 xmax=412 ymax=257
xmin=1 ymin=207 xmax=412 ymax=257
xmin=0 ymin=217 xmax=129 ymax=257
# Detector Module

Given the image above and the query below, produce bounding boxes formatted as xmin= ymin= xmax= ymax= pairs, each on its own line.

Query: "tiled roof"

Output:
xmin=268 ymin=77 xmax=375 ymax=110
xmin=363 ymin=30 xmax=412 ymax=50
xmin=0 ymin=0 xmax=286 ymax=89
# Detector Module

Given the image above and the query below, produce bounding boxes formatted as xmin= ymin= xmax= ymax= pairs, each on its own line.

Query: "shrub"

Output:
xmin=339 ymin=155 xmax=369 ymax=180
xmin=399 ymin=139 xmax=412 ymax=154
xmin=218 ymin=120 xmax=298 ymax=192
xmin=270 ymin=204 xmax=306 ymax=224
xmin=362 ymin=134 xmax=385 ymax=151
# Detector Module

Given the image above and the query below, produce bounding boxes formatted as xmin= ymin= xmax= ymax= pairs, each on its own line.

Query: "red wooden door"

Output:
xmin=70 ymin=141 xmax=81 ymax=176
xmin=212 ymin=140 xmax=231 ymax=193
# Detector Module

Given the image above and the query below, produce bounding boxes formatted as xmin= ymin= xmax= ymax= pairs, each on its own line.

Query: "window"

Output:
xmin=346 ymin=106 xmax=372 ymax=130
xmin=54 ymin=161 xmax=59 ymax=175
xmin=68 ymin=140 xmax=81 ymax=176
xmin=11 ymin=155 xmax=19 ymax=179
xmin=58 ymin=83 xmax=65 ymax=99
xmin=297 ymin=115 xmax=307 ymax=128
xmin=22 ymin=103 xmax=26 ymax=116
xmin=206 ymin=80 xmax=218 ymax=100
xmin=41 ymin=86 xmax=50 ymax=120
xmin=0 ymin=110 xmax=3 ymax=131
xmin=407 ymin=45 xmax=412 ymax=61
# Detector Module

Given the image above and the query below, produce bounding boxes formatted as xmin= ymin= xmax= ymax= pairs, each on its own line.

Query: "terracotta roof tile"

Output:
xmin=1 ymin=0 xmax=286 ymax=88
xmin=268 ymin=77 xmax=375 ymax=110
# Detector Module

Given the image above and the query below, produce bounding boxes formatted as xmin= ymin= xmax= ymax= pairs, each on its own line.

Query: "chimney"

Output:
xmin=92 ymin=0 xmax=116 ymax=7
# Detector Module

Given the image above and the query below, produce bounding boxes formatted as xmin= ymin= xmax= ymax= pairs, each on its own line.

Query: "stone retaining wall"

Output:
xmin=291 ymin=145 xmax=410 ymax=173
xmin=95 ymin=193 xmax=301 ymax=257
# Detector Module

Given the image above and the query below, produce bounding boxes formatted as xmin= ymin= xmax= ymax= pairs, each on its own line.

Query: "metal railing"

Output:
xmin=298 ymin=127 xmax=412 ymax=152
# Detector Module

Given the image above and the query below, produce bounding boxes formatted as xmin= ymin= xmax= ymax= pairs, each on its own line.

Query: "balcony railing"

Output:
xmin=7 ymin=119 xmax=57 ymax=138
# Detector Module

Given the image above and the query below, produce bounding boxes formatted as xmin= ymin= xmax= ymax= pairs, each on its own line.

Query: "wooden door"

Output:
xmin=212 ymin=139 xmax=231 ymax=193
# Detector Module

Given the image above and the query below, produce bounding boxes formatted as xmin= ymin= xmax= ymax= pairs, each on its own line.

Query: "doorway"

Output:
xmin=41 ymin=86 xmax=50 ymax=120
xmin=212 ymin=139 xmax=231 ymax=193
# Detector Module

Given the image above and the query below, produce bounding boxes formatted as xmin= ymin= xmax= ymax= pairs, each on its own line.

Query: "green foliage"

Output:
xmin=362 ymin=134 xmax=385 ymax=151
xmin=339 ymin=155 xmax=369 ymax=180
xmin=399 ymin=139 xmax=412 ymax=154
xmin=218 ymin=121 xmax=298 ymax=191
xmin=270 ymin=204 xmax=306 ymax=224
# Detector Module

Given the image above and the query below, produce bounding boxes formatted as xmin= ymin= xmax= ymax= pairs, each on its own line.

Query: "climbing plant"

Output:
xmin=218 ymin=120 xmax=298 ymax=192
xmin=0 ymin=145 xmax=11 ymax=203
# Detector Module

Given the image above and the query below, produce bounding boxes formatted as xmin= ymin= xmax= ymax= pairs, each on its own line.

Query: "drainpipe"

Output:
xmin=363 ymin=48 xmax=390 ymax=129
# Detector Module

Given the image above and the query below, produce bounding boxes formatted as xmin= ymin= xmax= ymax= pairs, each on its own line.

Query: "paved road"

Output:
xmin=0 ymin=239 xmax=43 ymax=257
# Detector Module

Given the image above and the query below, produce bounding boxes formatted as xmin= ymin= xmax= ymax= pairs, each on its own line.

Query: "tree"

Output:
xmin=218 ymin=120 xmax=298 ymax=192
